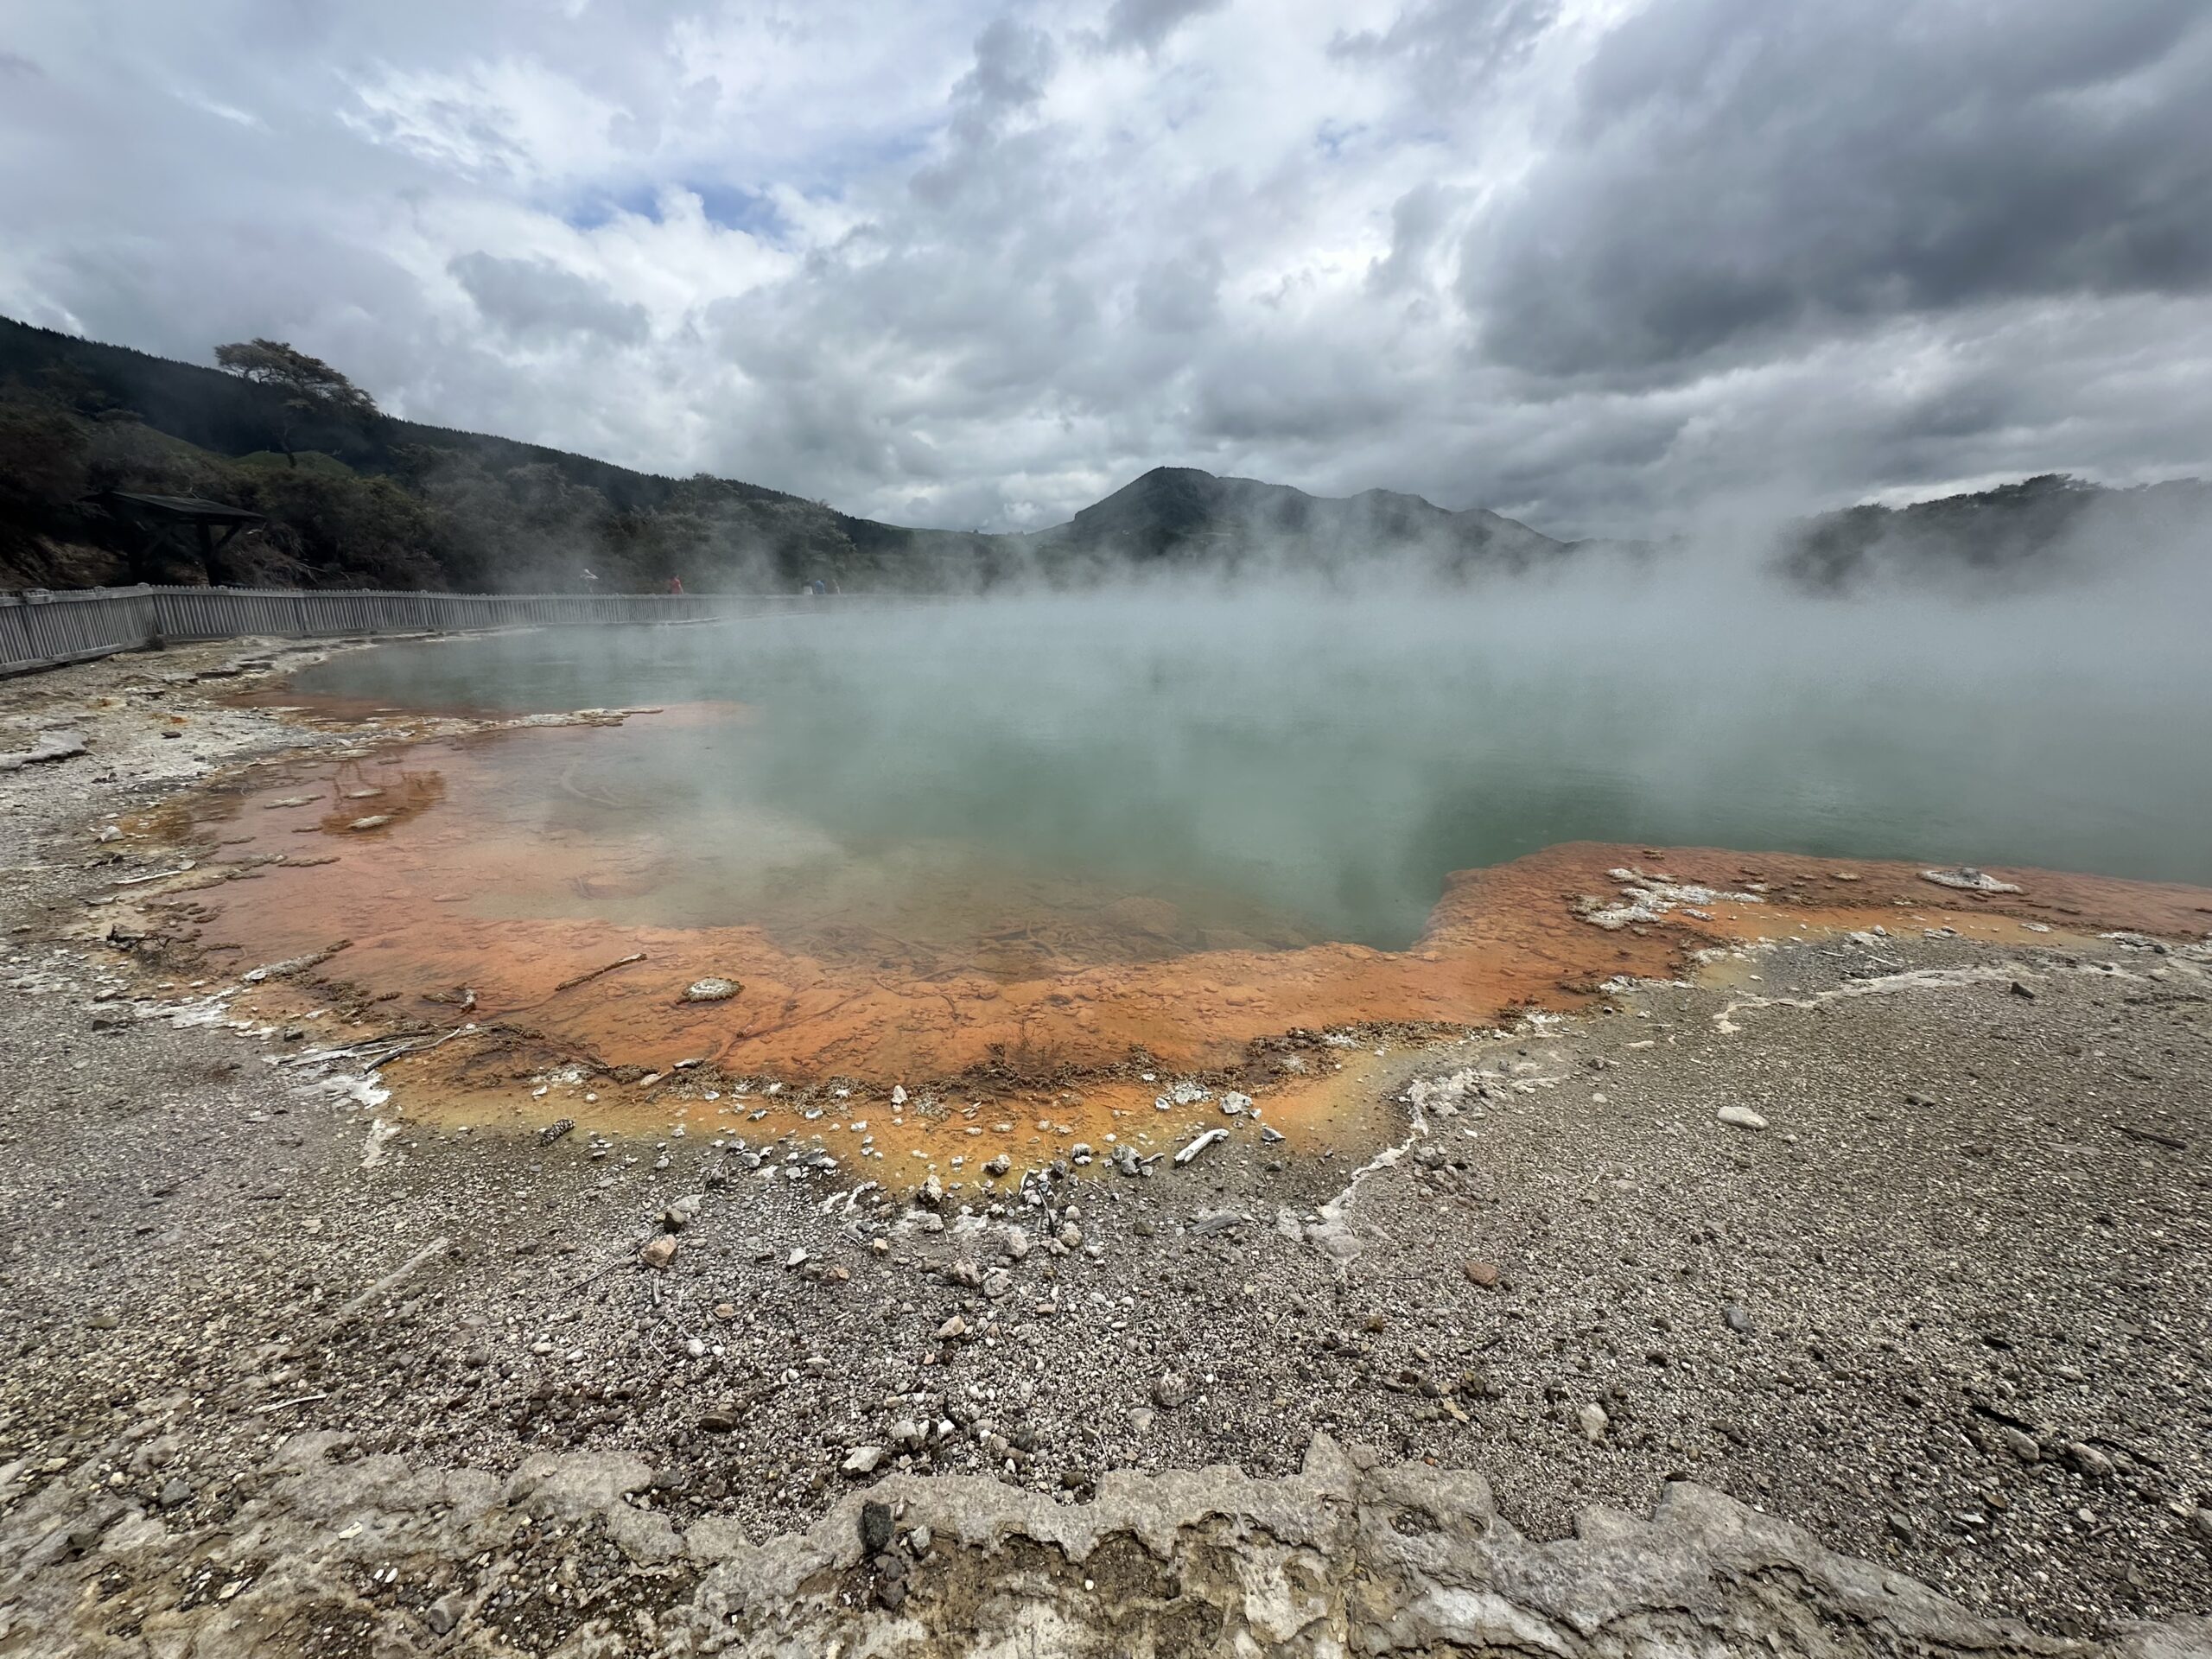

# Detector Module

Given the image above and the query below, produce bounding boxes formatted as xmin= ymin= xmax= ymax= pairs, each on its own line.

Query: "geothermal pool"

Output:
xmin=161 ymin=584 xmax=2212 ymax=1149
xmin=284 ymin=589 xmax=2212 ymax=950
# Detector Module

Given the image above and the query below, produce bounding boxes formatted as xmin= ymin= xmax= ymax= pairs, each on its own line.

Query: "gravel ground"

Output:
xmin=0 ymin=639 xmax=2208 ymax=1649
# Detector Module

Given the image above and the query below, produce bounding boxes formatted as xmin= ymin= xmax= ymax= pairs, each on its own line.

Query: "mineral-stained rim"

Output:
xmin=92 ymin=734 xmax=2212 ymax=1187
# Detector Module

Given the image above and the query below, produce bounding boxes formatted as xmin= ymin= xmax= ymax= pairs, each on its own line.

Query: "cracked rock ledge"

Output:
xmin=5 ymin=1433 xmax=2205 ymax=1658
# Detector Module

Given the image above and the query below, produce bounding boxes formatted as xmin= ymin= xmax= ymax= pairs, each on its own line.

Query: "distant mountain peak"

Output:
xmin=1038 ymin=464 xmax=1565 ymax=572
xmin=17 ymin=313 xmax=2167 ymax=596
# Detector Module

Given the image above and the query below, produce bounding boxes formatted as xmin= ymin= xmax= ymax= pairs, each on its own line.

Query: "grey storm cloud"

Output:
xmin=1135 ymin=246 xmax=1224 ymax=333
xmin=2 ymin=0 xmax=2209 ymax=541
xmin=1367 ymin=181 xmax=1461 ymax=296
xmin=1465 ymin=0 xmax=2212 ymax=378
xmin=1328 ymin=0 xmax=1561 ymax=104
xmin=1101 ymin=0 xmax=1227 ymax=54
xmin=449 ymin=251 xmax=650 ymax=346
xmin=954 ymin=17 xmax=1058 ymax=125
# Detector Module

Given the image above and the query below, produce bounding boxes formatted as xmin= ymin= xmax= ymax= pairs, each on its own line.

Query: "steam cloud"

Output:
xmin=304 ymin=504 xmax=2212 ymax=950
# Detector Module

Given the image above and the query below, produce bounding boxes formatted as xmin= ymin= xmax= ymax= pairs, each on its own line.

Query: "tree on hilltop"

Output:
xmin=213 ymin=339 xmax=378 ymax=467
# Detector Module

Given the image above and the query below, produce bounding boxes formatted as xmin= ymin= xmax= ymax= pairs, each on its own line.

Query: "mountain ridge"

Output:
xmin=1024 ymin=464 xmax=1568 ymax=575
xmin=1 ymin=315 xmax=2196 ymax=594
xmin=2 ymin=315 xmax=1581 ymax=591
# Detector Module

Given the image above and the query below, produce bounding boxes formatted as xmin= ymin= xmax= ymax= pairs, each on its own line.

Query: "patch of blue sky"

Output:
xmin=1313 ymin=118 xmax=1368 ymax=161
xmin=551 ymin=121 xmax=942 ymax=237
xmin=558 ymin=178 xmax=787 ymax=239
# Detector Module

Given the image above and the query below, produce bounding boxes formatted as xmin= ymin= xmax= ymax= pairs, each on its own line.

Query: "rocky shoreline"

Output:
xmin=1 ymin=639 xmax=2208 ymax=1655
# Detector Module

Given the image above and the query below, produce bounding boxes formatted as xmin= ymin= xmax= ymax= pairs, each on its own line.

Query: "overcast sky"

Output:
xmin=3 ymin=1 xmax=2210 ymax=537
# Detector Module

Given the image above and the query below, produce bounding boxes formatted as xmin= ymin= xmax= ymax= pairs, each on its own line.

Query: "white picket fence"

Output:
xmin=0 ymin=585 xmax=821 ymax=677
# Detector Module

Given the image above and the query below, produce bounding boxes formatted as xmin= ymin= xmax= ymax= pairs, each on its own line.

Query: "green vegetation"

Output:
xmin=232 ymin=449 xmax=357 ymax=477
xmin=1778 ymin=473 xmax=2212 ymax=591
xmin=0 ymin=316 xmax=999 ymax=593
xmin=213 ymin=339 xmax=379 ymax=469
xmin=0 ymin=315 xmax=1580 ymax=594
xmin=3 ymin=315 xmax=2194 ymax=595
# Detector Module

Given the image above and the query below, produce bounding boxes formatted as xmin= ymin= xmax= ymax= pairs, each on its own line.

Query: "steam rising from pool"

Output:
xmin=289 ymin=564 xmax=2212 ymax=950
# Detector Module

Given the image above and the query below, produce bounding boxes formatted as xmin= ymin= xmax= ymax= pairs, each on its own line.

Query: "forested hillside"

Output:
xmin=0 ymin=317 xmax=1002 ymax=592
xmin=1778 ymin=473 xmax=2212 ymax=591
xmin=3 ymin=317 xmax=2197 ymax=595
xmin=0 ymin=318 xmax=1581 ymax=594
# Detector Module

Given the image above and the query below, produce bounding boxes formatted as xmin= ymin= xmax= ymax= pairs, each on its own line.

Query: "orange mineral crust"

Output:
xmin=124 ymin=718 xmax=2212 ymax=1148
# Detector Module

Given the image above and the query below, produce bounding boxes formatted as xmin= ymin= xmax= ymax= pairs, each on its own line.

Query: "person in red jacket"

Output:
xmin=667 ymin=575 xmax=684 ymax=594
